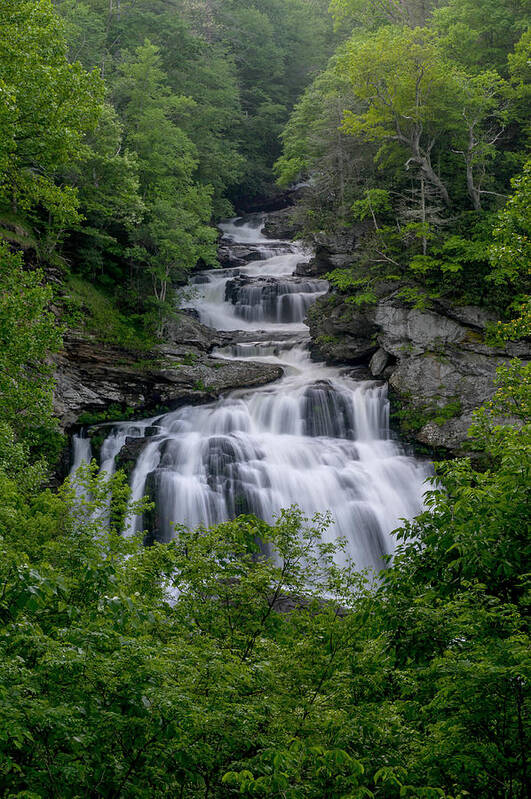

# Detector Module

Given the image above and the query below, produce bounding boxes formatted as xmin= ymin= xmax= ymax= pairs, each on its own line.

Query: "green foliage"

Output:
xmin=0 ymin=243 xmax=62 ymax=457
xmin=337 ymin=26 xmax=509 ymax=211
xmin=275 ymin=60 xmax=371 ymax=225
xmin=488 ymin=157 xmax=531 ymax=294
xmin=113 ymin=39 xmax=217 ymax=318
xmin=391 ymin=394 xmax=463 ymax=437
xmin=278 ymin=2 xmax=528 ymax=316
xmin=63 ymin=274 xmax=157 ymax=350
xmin=0 ymin=361 xmax=529 ymax=797
xmin=0 ymin=0 xmax=336 ymax=339
xmin=432 ymin=0 xmax=530 ymax=73
xmin=330 ymin=0 xmax=441 ymax=29
xmin=64 ymin=103 xmax=145 ymax=280
xmin=487 ymin=300 xmax=531 ymax=344
xmin=77 ymin=404 xmax=144 ymax=426
xmin=0 ymin=6 xmax=529 ymax=795
xmin=352 ymin=189 xmax=392 ymax=225
xmin=0 ymin=0 xmax=104 ymax=251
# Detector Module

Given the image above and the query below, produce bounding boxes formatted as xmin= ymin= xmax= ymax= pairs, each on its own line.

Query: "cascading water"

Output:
xmin=70 ymin=432 xmax=92 ymax=476
xmin=77 ymin=215 xmax=430 ymax=571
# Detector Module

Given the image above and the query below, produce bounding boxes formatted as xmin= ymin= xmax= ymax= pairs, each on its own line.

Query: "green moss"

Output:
xmin=0 ymin=211 xmax=38 ymax=250
xmin=78 ymin=404 xmax=140 ymax=427
xmin=391 ymin=393 xmax=462 ymax=436
xmin=316 ymin=334 xmax=340 ymax=346
xmin=193 ymin=379 xmax=216 ymax=395
xmin=181 ymin=352 xmax=199 ymax=366
xmin=62 ymin=275 xmax=156 ymax=352
xmin=432 ymin=399 xmax=462 ymax=426
xmin=464 ymin=329 xmax=485 ymax=344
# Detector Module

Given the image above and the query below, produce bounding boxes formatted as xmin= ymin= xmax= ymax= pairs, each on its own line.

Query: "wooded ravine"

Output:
xmin=0 ymin=1 xmax=529 ymax=797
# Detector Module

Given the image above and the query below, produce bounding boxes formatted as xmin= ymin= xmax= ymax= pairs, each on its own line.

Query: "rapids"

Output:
xmin=72 ymin=214 xmax=430 ymax=571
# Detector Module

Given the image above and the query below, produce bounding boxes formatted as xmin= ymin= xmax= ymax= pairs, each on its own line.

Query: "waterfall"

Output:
xmin=90 ymin=215 xmax=430 ymax=571
xmin=70 ymin=432 xmax=92 ymax=475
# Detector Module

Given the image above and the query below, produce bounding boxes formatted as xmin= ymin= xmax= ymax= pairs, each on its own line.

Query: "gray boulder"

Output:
xmin=308 ymin=290 xmax=530 ymax=455
xmin=53 ymin=314 xmax=283 ymax=431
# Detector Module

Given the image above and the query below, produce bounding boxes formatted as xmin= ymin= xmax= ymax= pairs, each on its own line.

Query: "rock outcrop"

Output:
xmin=53 ymin=313 xmax=283 ymax=431
xmin=308 ymin=290 xmax=529 ymax=455
xmin=262 ymin=207 xmax=301 ymax=240
xmin=307 ymin=294 xmax=379 ymax=364
xmin=296 ymin=224 xmax=371 ymax=278
xmin=217 ymin=242 xmax=261 ymax=269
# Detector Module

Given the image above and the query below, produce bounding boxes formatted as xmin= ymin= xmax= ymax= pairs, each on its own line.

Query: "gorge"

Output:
xmin=71 ymin=215 xmax=431 ymax=571
xmin=2 ymin=2 xmax=529 ymax=795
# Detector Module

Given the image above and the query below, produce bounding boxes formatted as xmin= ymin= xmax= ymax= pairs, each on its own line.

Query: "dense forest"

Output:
xmin=1 ymin=0 xmax=336 ymax=341
xmin=0 ymin=0 xmax=530 ymax=797
xmin=277 ymin=0 xmax=530 ymax=316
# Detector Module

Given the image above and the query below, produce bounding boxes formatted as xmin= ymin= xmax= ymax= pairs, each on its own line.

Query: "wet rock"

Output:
xmin=262 ymin=208 xmax=301 ymax=240
xmin=53 ymin=314 xmax=284 ymax=430
xmin=115 ymin=436 xmax=151 ymax=480
xmin=295 ymin=260 xmax=325 ymax=278
xmin=164 ymin=311 xmax=222 ymax=353
xmin=374 ymin=298 xmax=468 ymax=356
xmin=308 ymin=289 xmax=530 ymax=455
xmin=302 ymin=224 xmax=371 ymax=278
xmin=142 ymin=471 xmax=165 ymax=546
xmin=307 ymin=294 xmax=378 ymax=364
xmin=218 ymin=243 xmax=260 ymax=269
xmin=434 ymin=302 xmax=498 ymax=330
xmin=416 ymin=417 xmax=476 ymax=452
xmin=370 ymin=348 xmax=390 ymax=377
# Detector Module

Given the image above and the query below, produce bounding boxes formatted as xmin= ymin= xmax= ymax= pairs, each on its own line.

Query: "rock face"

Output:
xmin=308 ymin=290 xmax=529 ymax=454
xmin=262 ymin=207 xmax=301 ymax=240
xmin=53 ymin=313 xmax=283 ymax=431
xmin=307 ymin=294 xmax=379 ymax=364
xmin=217 ymin=242 xmax=261 ymax=269
xmin=369 ymin=348 xmax=389 ymax=377
xmin=296 ymin=224 xmax=371 ymax=278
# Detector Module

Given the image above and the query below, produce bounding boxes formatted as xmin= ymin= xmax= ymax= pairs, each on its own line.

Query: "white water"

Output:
xmin=219 ymin=214 xmax=272 ymax=243
xmin=70 ymin=433 xmax=92 ymax=476
xmin=78 ymin=216 xmax=430 ymax=571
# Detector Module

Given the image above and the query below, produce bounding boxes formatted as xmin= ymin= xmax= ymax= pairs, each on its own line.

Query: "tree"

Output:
xmin=337 ymin=25 xmax=516 ymax=215
xmin=0 ymin=368 xmax=529 ymax=797
xmin=451 ymin=70 xmax=508 ymax=211
xmin=63 ymin=103 xmax=145 ymax=283
xmin=329 ymin=0 xmax=443 ymax=30
xmin=432 ymin=0 xmax=530 ymax=73
xmin=114 ymin=41 xmax=217 ymax=321
xmin=0 ymin=243 xmax=62 ymax=457
xmin=0 ymin=0 xmax=103 ymax=241
xmin=275 ymin=58 xmax=377 ymax=231
xmin=488 ymin=158 xmax=531 ymax=307
xmin=338 ymin=27 xmax=465 ymax=207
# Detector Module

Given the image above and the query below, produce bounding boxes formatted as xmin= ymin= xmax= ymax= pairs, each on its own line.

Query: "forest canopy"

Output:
xmin=0 ymin=0 xmax=337 ymax=332
xmin=276 ymin=0 xmax=530 ymax=318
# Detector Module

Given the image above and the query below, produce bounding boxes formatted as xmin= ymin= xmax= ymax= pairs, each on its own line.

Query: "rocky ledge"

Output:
xmin=262 ymin=207 xmax=301 ymax=240
xmin=295 ymin=224 xmax=370 ymax=278
xmin=308 ymin=290 xmax=529 ymax=455
xmin=53 ymin=313 xmax=283 ymax=431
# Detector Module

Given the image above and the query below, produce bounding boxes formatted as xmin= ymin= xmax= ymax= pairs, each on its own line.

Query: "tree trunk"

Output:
xmin=401 ymin=124 xmax=451 ymax=206
xmin=420 ymin=176 xmax=427 ymax=255
xmin=466 ymin=158 xmax=481 ymax=211
xmin=336 ymin=101 xmax=345 ymax=217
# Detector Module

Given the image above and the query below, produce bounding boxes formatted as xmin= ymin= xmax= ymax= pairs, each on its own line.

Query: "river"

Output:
xmin=72 ymin=214 xmax=430 ymax=571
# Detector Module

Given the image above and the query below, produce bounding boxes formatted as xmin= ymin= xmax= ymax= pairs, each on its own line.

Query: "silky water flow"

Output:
xmin=71 ymin=214 xmax=430 ymax=571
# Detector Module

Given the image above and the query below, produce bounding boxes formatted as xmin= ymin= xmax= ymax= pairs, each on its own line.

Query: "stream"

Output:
xmin=72 ymin=214 xmax=430 ymax=571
